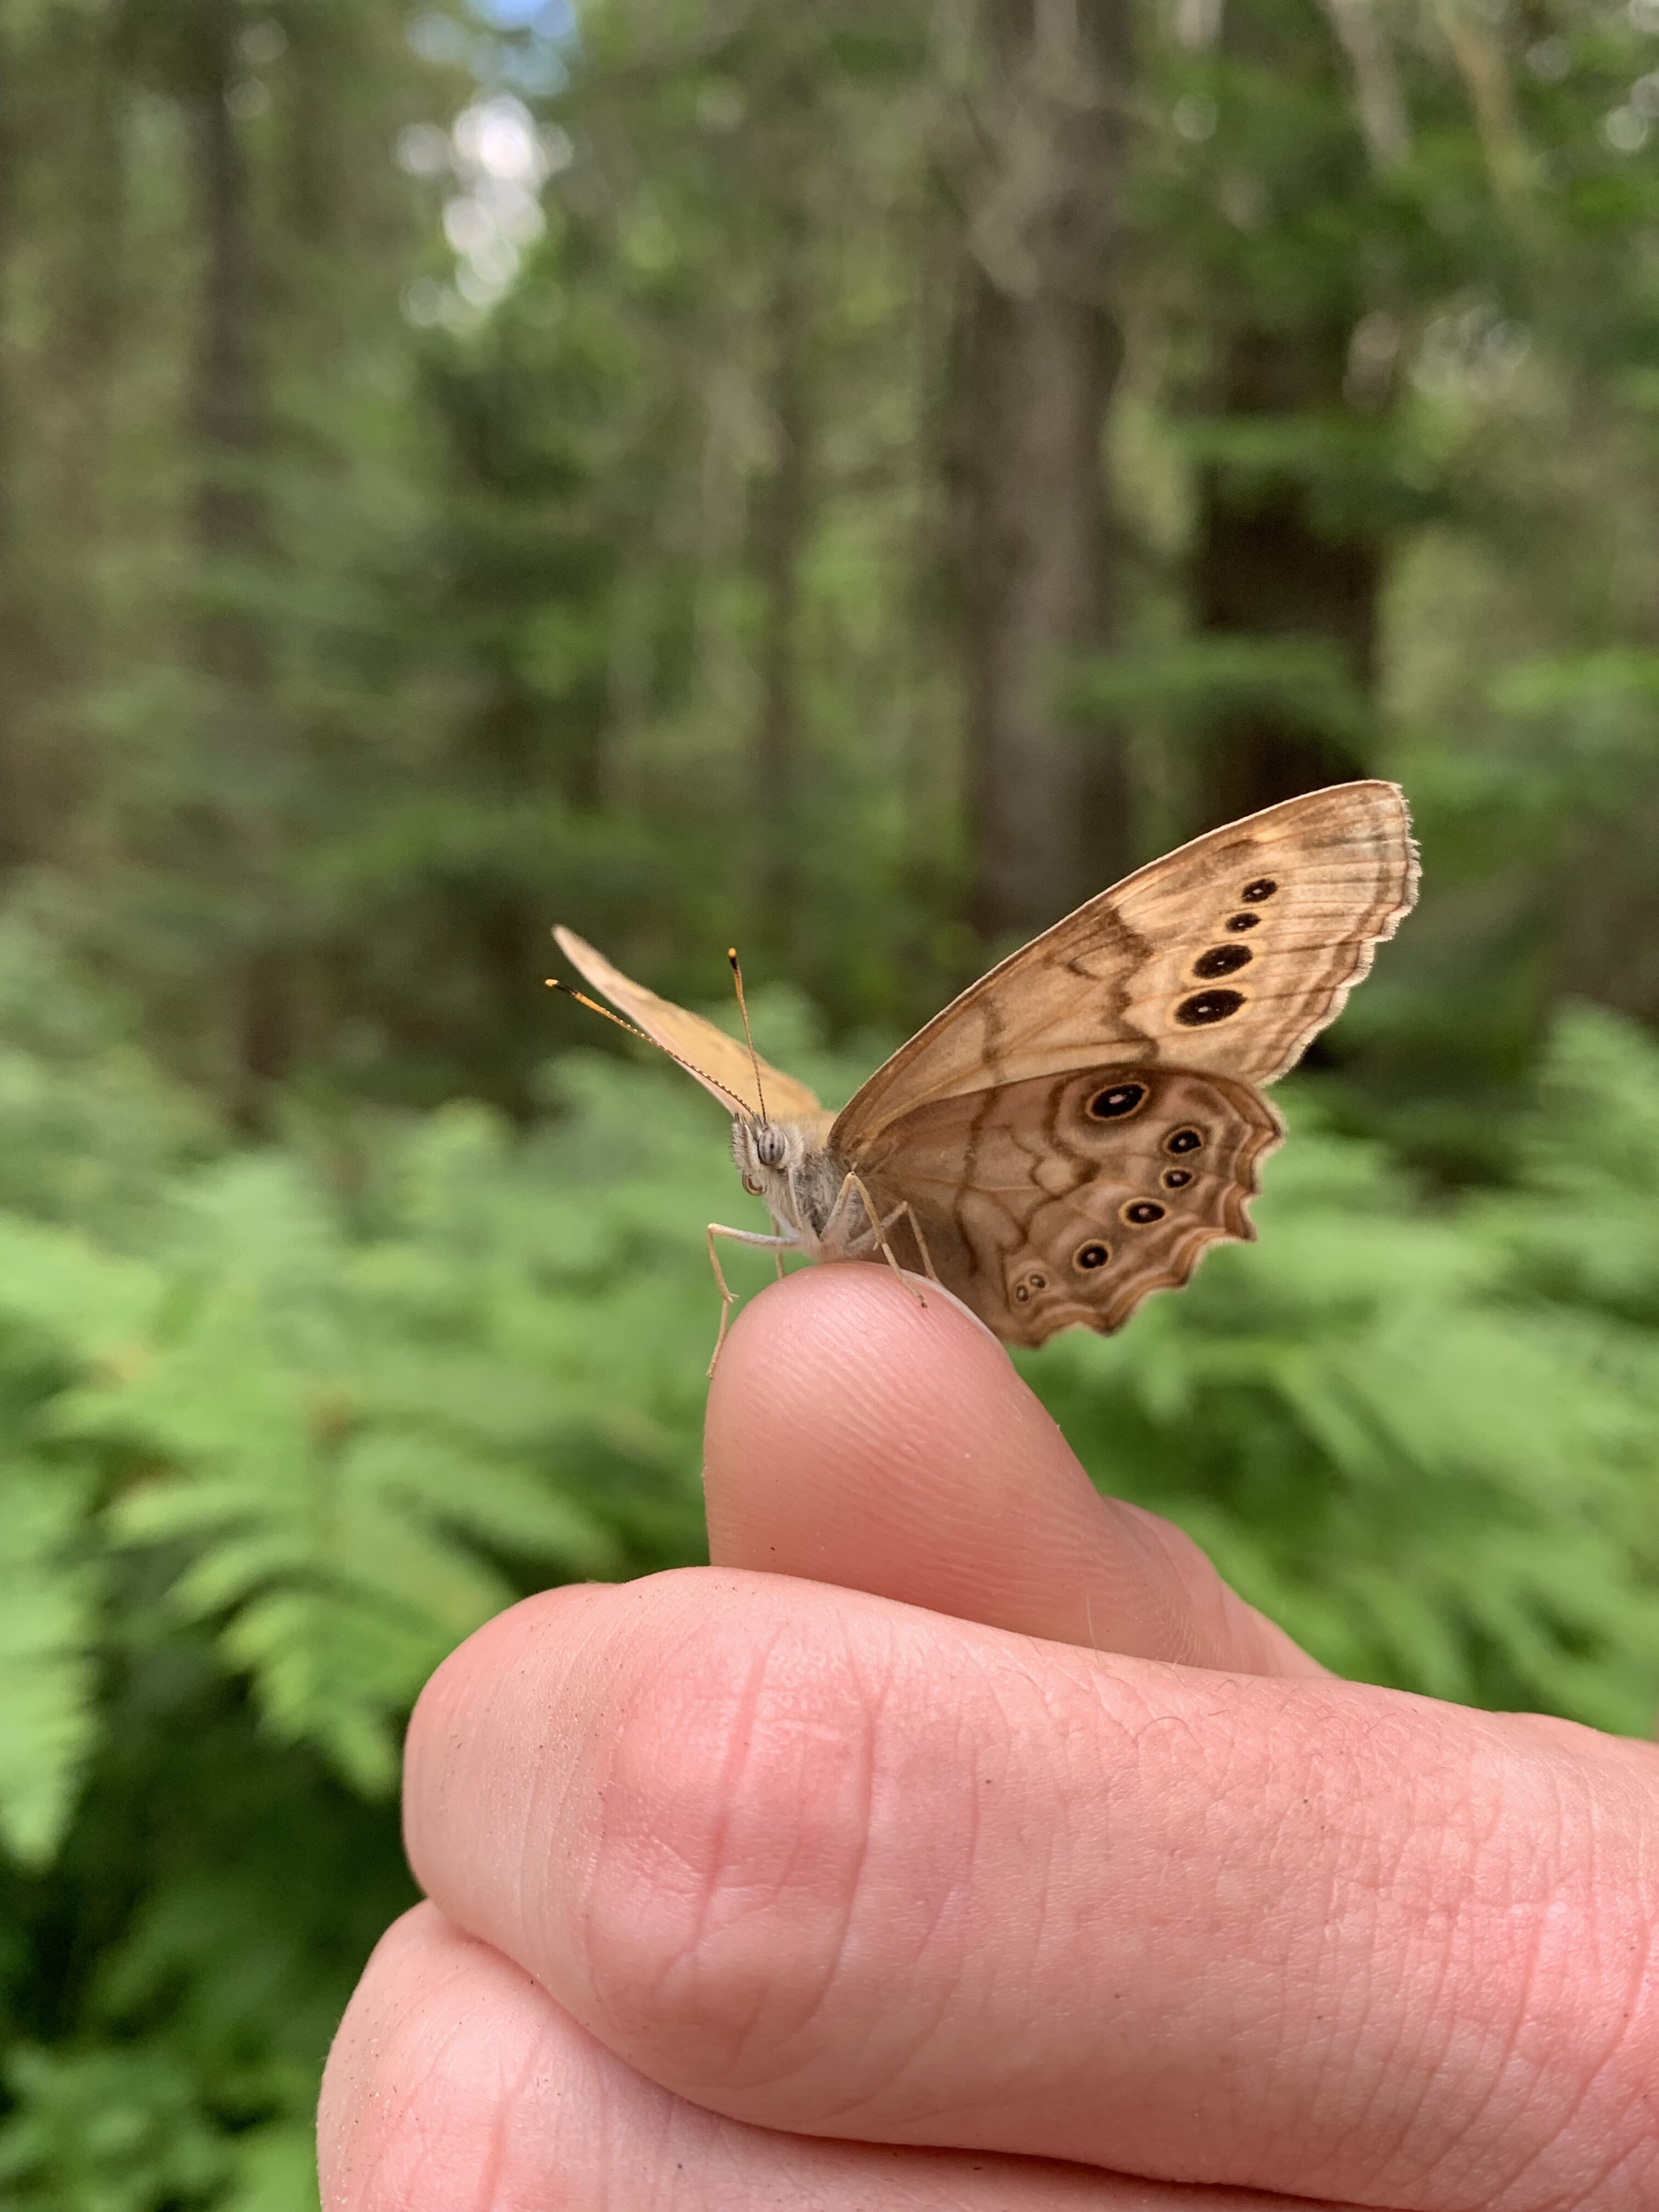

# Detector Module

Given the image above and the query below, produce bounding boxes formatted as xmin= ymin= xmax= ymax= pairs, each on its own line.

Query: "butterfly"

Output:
xmin=551 ymin=780 xmax=1418 ymax=1363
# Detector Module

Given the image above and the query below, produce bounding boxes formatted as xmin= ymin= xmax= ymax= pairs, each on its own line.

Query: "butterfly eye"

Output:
xmin=742 ymin=1173 xmax=764 ymax=1197
xmin=755 ymin=1126 xmax=787 ymax=1167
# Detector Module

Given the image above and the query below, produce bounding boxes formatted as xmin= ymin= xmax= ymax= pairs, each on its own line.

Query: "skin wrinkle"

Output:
xmin=660 ymin=1613 xmax=799 ymax=2042
xmin=326 ymin=1917 xmax=556 ymax=2212
xmin=1319 ymin=1818 xmax=1431 ymax=2204
xmin=520 ymin=1601 xmax=624 ymax=1999
xmin=580 ymin=1592 xmax=938 ymax=2113
xmin=1310 ymin=1694 xmax=1523 ymax=2202
xmin=1273 ymin=1706 xmax=1435 ymax=2203
xmin=1387 ymin=1727 xmax=1659 ymax=2212
xmin=1195 ymin=1706 xmax=1352 ymax=2189
xmin=822 ymin=1635 xmax=1040 ymax=2139
xmin=729 ymin=1607 xmax=891 ymax=2129
xmin=1458 ymin=1748 xmax=1645 ymax=2208
xmin=1447 ymin=1783 xmax=1570 ymax=2209
xmin=855 ymin=1652 xmax=1032 ymax=2142
xmin=470 ymin=1977 xmax=569 ymax=2212
xmin=605 ymin=1610 xmax=845 ymax=2082
xmin=1336 ymin=1740 xmax=1532 ymax=2207
xmin=1487 ymin=1768 xmax=1659 ymax=2212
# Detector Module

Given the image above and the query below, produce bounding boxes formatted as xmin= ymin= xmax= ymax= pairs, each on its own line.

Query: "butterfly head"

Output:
xmin=732 ymin=1114 xmax=799 ymax=1200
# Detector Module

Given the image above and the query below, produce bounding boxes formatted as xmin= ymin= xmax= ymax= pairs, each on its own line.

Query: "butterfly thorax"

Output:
xmin=732 ymin=1113 xmax=871 ymax=1259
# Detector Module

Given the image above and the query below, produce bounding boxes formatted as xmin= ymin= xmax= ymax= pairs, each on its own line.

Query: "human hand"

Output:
xmin=319 ymin=1265 xmax=1659 ymax=2210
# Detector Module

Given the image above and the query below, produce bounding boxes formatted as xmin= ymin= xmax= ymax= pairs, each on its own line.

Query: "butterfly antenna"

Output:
xmin=727 ymin=949 xmax=768 ymax=1124
xmin=545 ymin=978 xmax=752 ymax=1117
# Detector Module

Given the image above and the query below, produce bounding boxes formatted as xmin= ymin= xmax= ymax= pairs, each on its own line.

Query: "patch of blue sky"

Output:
xmin=467 ymin=0 xmax=577 ymax=36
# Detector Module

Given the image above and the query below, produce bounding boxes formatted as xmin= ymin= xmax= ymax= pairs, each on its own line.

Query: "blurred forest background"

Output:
xmin=2 ymin=0 xmax=1659 ymax=2200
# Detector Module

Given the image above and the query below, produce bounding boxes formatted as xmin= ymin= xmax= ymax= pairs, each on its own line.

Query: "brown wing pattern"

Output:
xmin=835 ymin=781 xmax=1417 ymax=1152
xmin=855 ymin=1063 xmax=1283 ymax=1347
xmin=553 ymin=927 xmax=823 ymax=1124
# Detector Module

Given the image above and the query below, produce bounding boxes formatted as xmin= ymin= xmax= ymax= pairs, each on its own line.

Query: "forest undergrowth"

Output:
xmin=1 ymin=929 xmax=1657 ymax=2208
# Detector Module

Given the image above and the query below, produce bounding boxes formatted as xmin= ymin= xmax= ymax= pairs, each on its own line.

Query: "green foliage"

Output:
xmin=1 ymin=985 xmax=1657 ymax=2204
xmin=0 ymin=1464 xmax=100 ymax=1870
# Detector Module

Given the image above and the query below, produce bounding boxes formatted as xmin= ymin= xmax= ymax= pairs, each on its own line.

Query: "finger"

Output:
xmin=407 ymin=1572 xmax=1659 ymax=2212
xmin=319 ymin=1903 xmax=1332 ymax=2212
xmin=707 ymin=1262 xmax=1319 ymax=1677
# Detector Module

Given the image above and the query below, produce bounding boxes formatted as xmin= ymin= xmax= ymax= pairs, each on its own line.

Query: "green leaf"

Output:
xmin=0 ymin=1460 xmax=101 ymax=1867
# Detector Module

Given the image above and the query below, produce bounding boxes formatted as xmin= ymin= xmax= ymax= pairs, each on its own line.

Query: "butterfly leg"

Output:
xmin=883 ymin=1198 xmax=941 ymax=1288
xmin=833 ymin=1173 xmax=927 ymax=1308
xmin=706 ymin=1223 xmax=798 ymax=1375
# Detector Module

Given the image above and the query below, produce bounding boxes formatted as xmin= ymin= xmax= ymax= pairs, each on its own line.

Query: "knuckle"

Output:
xmin=574 ymin=1610 xmax=896 ymax=2091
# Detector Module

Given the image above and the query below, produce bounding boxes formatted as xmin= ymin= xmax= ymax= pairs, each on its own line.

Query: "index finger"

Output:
xmin=705 ymin=1262 xmax=1319 ymax=1677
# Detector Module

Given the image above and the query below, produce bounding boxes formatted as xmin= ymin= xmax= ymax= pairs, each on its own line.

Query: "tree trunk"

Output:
xmin=189 ymin=14 xmax=262 ymax=670
xmin=0 ymin=19 xmax=46 ymax=874
xmin=753 ymin=239 xmax=812 ymax=953
xmin=956 ymin=0 xmax=1131 ymax=944
xmin=1193 ymin=323 xmax=1378 ymax=827
xmin=185 ymin=2 xmax=286 ymax=1103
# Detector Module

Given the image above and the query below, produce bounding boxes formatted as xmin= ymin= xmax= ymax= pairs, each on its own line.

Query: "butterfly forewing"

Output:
xmin=553 ymin=926 xmax=823 ymax=1123
xmin=855 ymin=1064 xmax=1283 ymax=1346
xmin=833 ymin=781 xmax=1417 ymax=1149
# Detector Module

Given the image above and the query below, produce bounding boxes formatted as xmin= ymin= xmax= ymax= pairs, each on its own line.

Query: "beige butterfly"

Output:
xmin=552 ymin=780 xmax=1418 ymax=1363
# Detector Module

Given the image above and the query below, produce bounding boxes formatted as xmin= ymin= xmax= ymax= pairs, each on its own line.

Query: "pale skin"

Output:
xmin=319 ymin=1264 xmax=1659 ymax=2211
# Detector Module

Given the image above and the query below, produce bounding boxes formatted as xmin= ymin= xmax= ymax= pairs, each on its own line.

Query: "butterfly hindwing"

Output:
xmin=854 ymin=1063 xmax=1283 ymax=1346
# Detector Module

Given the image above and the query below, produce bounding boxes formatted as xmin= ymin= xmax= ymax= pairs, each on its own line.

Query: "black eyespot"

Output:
xmin=1088 ymin=1081 xmax=1146 ymax=1120
xmin=1241 ymin=877 xmax=1277 ymax=902
xmin=1015 ymin=1284 xmax=1030 ymax=1304
xmin=1161 ymin=1167 xmax=1194 ymax=1190
xmin=1074 ymin=1241 xmax=1110 ymax=1271
xmin=1193 ymin=943 xmax=1252 ymax=979
xmin=1013 ymin=1270 xmax=1047 ymax=1305
xmin=1165 ymin=1126 xmax=1203 ymax=1155
xmin=1029 ymin=1273 xmax=1046 ymax=1290
xmin=1121 ymin=1199 xmax=1166 ymax=1226
xmin=1224 ymin=912 xmax=1261 ymax=933
xmin=1175 ymin=988 xmax=1246 ymax=1026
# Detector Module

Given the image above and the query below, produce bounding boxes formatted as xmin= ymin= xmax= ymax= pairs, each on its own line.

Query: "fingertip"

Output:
xmin=707 ymin=1261 xmax=1045 ymax=1538
xmin=704 ymin=1262 xmax=1119 ymax=1637
xmin=704 ymin=1261 xmax=1319 ymax=1679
